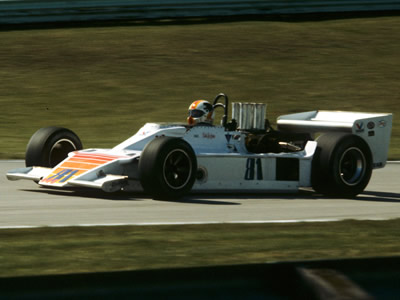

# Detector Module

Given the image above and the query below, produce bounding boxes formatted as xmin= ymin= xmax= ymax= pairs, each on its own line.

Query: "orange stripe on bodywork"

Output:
xmin=57 ymin=162 xmax=95 ymax=170
xmin=67 ymin=158 xmax=111 ymax=164
xmin=40 ymin=152 xmax=127 ymax=185
xmin=73 ymin=153 xmax=123 ymax=160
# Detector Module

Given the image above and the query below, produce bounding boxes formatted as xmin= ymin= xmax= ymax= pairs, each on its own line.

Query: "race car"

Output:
xmin=7 ymin=93 xmax=392 ymax=199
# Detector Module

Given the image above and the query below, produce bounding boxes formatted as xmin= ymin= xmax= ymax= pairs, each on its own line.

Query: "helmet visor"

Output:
xmin=188 ymin=109 xmax=205 ymax=118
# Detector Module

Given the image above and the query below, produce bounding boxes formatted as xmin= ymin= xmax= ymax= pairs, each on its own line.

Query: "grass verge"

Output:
xmin=0 ymin=16 xmax=399 ymax=159
xmin=1 ymin=219 xmax=400 ymax=277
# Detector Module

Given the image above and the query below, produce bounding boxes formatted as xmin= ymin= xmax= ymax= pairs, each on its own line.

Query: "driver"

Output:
xmin=187 ymin=100 xmax=214 ymax=126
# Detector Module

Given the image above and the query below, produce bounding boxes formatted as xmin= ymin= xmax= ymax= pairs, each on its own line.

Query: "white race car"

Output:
xmin=7 ymin=93 xmax=392 ymax=199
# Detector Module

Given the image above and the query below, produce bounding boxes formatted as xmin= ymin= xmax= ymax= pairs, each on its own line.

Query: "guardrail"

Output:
xmin=1 ymin=0 xmax=400 ymax=25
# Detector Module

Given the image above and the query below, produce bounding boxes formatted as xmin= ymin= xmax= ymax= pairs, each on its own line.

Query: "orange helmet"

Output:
xmin=187 ymin=100 xmax=214 ymax=125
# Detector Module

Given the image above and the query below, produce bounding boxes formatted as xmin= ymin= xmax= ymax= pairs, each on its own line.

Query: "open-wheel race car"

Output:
xmin=7 ymin=93 xmax=392 ymax=199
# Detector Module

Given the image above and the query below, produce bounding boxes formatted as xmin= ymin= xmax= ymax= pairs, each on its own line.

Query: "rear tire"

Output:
xmin=25 ymin=127 xmax=83 ymax=168
xmin=311 ymin=133 xmax=372 ymax=198
xmin=139 ymin=137 xmax=197 ymax=200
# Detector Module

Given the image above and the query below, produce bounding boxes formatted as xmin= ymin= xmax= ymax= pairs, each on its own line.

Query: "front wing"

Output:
xmin=7 ymin=151 xmax=140 ymax=193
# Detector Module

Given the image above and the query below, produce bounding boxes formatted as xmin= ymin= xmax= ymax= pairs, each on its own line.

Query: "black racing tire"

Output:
xmin=25 ymin=127 xmax=83 ymax=168
xmin=311 ymin=132 xmax=372 ymax=198
xmin=139 ymin=136 xmax=197 ymax=200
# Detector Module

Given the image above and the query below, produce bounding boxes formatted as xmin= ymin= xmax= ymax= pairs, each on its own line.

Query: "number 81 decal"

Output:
xmin=42 ymin=169 xmax=79 ymax=184
xmin=244 ymin=158 xmax=263 ymax=180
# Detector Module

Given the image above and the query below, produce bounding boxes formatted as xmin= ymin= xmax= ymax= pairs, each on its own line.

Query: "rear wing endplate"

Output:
xmin=277 ymin=110 xmax=392 ymax=168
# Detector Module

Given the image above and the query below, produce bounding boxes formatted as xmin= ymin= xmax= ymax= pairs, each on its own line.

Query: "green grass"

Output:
xmin=0 ymin=16 xmax=399 ymax=159
xmin=1 ymin=220 xmax=400 ymax=277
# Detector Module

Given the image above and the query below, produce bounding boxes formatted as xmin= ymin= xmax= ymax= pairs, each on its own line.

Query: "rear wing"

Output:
xmin=277 ymin=111 xmax=393 ymax=168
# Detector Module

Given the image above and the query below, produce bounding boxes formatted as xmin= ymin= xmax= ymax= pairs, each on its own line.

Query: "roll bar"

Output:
xmin=212 ymin=93 xmax=229 ymax=128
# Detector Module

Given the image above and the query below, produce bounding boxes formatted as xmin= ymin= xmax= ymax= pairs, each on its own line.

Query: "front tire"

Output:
xmin=139 ymin=137 xmax=197 ymax=200
xmin=25 ymin=127 xmax=83 ymax=168
xmin=311 ymin=133 xmax=372 ymax=198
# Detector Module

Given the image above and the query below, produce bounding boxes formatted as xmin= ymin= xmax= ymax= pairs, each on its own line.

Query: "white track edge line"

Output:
xmin=0 ymin=218 xmax=392 ymax=230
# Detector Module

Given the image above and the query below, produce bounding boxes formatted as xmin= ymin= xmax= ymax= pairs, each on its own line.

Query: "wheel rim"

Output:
xmin=163 ymin=149 xmax=192 ymax=190
xmin=49 ymin=139 xmax=77 ymax=167
xmin=339 ymin=147 xmax=366 ymax=186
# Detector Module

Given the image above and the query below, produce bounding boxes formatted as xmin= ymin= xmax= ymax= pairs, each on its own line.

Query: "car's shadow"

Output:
xmin=20 ymin=188 xmax=241 ymax=205
xmin=21 ymin=188 xmax=140 ymax=201
xmin=161 ymin=197 xmax=241 ymax=205
xmin=302 ymin=189 xmax=400 ymax=203
xmin=20 ymin=187 xmax=400 ymax=204
xmin=355 ymin=191 xmax=400 ymax=203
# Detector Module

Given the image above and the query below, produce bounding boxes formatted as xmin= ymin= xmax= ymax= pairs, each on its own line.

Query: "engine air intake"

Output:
xmin=232 ymin=102 xmax=266 ymax=131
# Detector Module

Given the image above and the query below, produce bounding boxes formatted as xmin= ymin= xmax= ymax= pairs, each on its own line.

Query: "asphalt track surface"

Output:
xmin=1 ymin=161 xmax=399 ymax=228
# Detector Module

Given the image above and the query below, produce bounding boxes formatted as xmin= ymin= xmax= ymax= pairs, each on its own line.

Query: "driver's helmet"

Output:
xmin=187 ymin=100 xmax=214 ymax=126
